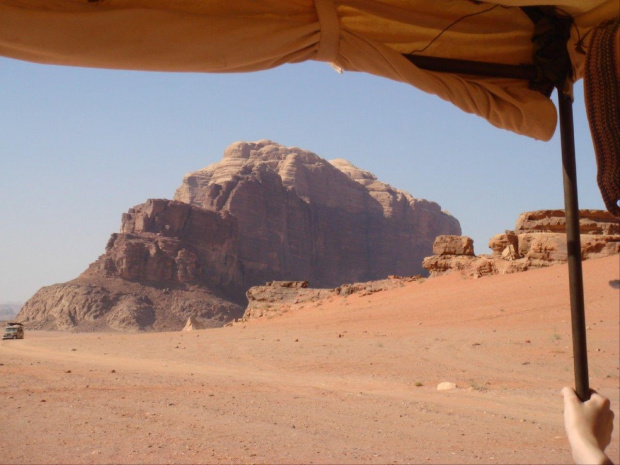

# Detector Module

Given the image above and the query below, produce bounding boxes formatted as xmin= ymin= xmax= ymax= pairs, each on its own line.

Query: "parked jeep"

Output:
xmin=2 ymin=322 xmax=24 ymax=340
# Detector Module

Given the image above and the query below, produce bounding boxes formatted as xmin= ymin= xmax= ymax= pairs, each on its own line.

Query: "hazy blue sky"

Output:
xmin=0 ymin=56 xmax=604 ymax=303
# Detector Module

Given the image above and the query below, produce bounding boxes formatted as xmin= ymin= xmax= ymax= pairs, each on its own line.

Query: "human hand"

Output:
xmin=562 ymin=386 xmax=614 ymax=464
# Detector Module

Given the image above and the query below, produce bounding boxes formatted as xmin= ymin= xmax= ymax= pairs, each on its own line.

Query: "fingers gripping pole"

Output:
xmin=558 ymin=91 xmax=590 ymax=401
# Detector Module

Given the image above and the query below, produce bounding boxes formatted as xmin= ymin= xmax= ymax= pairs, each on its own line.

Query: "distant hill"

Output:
xmin=0 ymin=303 xmax=22 ymax=319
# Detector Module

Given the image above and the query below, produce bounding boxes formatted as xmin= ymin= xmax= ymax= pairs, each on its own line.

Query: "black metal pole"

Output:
xmin=402 ymin=51 xmax=589 ymax=398
xmin=558 ymin=90 xmax=590 ymax=401
xmin=404 ymin=55 xmax=538 ymax=81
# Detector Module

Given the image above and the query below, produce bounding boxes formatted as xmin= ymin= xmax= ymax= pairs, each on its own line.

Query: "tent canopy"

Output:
xmin=0 ymin=0 xmax=617 ymax=141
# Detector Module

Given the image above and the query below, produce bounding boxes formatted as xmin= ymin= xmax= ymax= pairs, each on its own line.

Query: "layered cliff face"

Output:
xmin=174 ymin=140 xmax=460 ymax=287
xmin=18 ymin=140 xmax=460 ymax=331
xmin=96 ymin=199 xmax=243 ymax=292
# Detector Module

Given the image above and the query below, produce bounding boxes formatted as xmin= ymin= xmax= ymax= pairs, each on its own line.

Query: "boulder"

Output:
xmin=489 ymin=231 xmax=520 ymax=259
xmin=422 ymin=255 xmax=497 ymax=279
xmin=183 ymin=315 xmax=207 ymax=331
xmin=436 ymin=382 xmax=458 ymax=391
xmin=432 ymin=235 xmax=475 ymax=256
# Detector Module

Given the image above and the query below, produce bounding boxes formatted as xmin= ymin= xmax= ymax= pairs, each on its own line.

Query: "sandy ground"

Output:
xmin=1 ymin=256 xmax=618 ymax=464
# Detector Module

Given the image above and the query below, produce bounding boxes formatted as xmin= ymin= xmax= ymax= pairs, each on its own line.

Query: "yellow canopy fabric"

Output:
xmin=0 ymin=0 xmax=617 ymax=140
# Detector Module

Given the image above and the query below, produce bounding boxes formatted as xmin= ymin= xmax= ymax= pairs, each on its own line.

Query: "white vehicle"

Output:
xmin=2 ymin=323 xmax=24 ymax=340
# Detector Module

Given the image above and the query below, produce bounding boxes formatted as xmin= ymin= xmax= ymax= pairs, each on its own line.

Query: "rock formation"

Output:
xmin=423 ymin=209 xmax=620 ymax=278
xmin=98 ymin=199 xmax=243 ymax=292
xmin=243 ymin=276 xmax=423 ymax=321
xmin=421 ymin=235 xmax=496 ymax=278
xmin=183 ymin=315 xmax=207 ymax=331
xmin=17 ymin=140 xmax=460 ymax=331
xmin=174 ymin=140 xmax=460 ymax=287
xmin=241 ymin=209 xmax=617 ymax=321
xmin=16 ymin=279 xmax=242 ymax=332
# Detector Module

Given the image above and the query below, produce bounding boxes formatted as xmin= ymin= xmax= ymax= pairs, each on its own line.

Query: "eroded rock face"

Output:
xmin=432 ymin=235 xmax=475 ymax=256
xmin=423 ymin=209 xmax=620 ymax=278
xmin=174 ymin=140 xmax=460 ymax=286
xmin=18 ymin=140 xmax=460 ymax=331
xmin=96 ymin=199 xmax=243 ymax=291
xmin=514 ymin=209 xmax=620 ymax=235
xmin=499 ymin=209 xmax=619 ymax=266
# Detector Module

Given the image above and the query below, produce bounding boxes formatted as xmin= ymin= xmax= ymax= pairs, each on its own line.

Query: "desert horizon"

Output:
xmin=1 ymin=255 xmax=618 ymax=464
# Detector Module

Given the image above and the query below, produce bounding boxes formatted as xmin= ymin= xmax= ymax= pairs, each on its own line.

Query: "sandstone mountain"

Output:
xmin=174 ymin=140 xmax=460 ymax=286
xmin=17 ymin=140 xmax=460 ymax=331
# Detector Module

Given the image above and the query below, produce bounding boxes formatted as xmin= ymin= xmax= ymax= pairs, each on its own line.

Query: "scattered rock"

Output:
xmin=182 ymin=315 xmax=207 ymax=331
xmin=436 ymin=382 xmax=458 ymax=391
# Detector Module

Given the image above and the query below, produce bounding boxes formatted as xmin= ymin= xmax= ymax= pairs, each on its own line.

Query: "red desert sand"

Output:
xmin=1 ymin=256 xmax=618 ymax=464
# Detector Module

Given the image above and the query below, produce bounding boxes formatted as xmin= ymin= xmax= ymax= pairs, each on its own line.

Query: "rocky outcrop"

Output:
xmin=17 ymin=140 xmax=460 ymax=331
xmin=514 ymin=209 xmax=619 ymax=235
xmin=423 ymin=209 xmax=620 ymax=278
xmin=495 ymin=209 xmax=620 ymax=267
xmin=183 ymin=315 xmax=207 ymax=331
xmin=422 ymin=235 xmax=498 ymax=278
xmin=243 ymin=276 xmax=423 ymax=321
xmin=18 ymin=278 xmax=243 ymax=332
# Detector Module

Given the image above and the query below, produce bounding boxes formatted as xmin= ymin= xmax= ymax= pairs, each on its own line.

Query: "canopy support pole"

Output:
xmin=558 ymin=91 xmax=590 ymax=401
xmin=407 ymin=51 xmax=591 ymax=400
